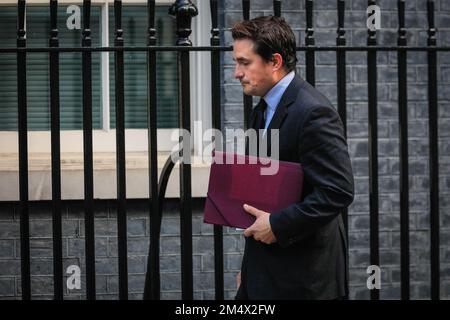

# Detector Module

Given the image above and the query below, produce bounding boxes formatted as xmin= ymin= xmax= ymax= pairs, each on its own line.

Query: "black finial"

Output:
xmin=242 ymin=0 xmax=250 ymax=20
xmin=397 ymin=0 xmax=406 ymax=46
xmin=147 ymin=0 xmax=156 ymax=46
xmin=337 ymin=0 xmax=346 ymax=45
xmin=427 ymin=0 xmax=436 ymax=46
xmin=169 ymin=0 xmax=198 ymax=46
xmin=273 ymin=0 xmax=281 ymax=17
xmin=83 ymin=0 xmax=92 ymax=47
xmin=50 ymin=0 xmax=58 ymax=46
xmin=114 ymin=0 xmax=123 ymax=46
xmin=17 ymin=0 xmax=26 ymax=44
xmin=210 ymin=0 xmax=219 ymax=45
xmin=305 ymin=0 xmax=314 ymax=46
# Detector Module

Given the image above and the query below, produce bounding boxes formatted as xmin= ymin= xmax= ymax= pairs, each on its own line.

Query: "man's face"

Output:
xmin=233 ymin=39 xmax=275 ymax=97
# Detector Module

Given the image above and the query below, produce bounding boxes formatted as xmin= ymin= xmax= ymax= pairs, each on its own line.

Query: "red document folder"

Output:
xmin=203 ymin=151 xmax=304 ymax=229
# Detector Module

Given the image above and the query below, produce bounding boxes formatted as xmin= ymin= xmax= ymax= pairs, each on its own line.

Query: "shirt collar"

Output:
xmin=263 ymin=71 xmax=295 ymax=113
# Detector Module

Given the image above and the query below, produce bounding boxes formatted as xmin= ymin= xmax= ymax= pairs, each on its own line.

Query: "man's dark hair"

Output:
xmin=231 ymin=15 xmax=297 ymax=73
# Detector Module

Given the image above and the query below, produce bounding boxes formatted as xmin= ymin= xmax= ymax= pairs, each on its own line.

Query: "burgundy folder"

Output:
xmin=203 ymin=151 xmax=304 ymax=229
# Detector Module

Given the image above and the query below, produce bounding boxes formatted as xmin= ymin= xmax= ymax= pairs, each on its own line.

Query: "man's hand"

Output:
xmin=243 ymin=204 xmax=277 ymax=244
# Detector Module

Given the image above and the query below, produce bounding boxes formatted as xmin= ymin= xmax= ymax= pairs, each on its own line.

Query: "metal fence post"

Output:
xmin=169 ymin=0 xmax=198 ymax=300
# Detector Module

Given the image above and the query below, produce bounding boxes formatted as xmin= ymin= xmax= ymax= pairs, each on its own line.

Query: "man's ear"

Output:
xmin=271 ymin=53 xmax=284 ymax=71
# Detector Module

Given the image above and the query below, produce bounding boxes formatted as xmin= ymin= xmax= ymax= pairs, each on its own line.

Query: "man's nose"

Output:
xmin=234 ymin=65 xmax=243 ymax=79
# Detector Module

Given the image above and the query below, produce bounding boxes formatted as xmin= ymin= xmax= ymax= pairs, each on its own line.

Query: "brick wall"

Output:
xmin=0 ymin=199 xmax=243 ymax=300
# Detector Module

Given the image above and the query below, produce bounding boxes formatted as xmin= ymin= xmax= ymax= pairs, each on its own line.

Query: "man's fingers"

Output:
xmin=243 ymin=226 xmax=254 ymax=237
xmin=243 ymin=204 xmax=260 ymax=217
xmin=243 ymin=204 xmax=262 ymax=237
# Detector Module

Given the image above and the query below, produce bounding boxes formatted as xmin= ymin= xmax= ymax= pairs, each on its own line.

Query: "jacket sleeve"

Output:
xmin=269 ymin=104 xmax=354 ymax=248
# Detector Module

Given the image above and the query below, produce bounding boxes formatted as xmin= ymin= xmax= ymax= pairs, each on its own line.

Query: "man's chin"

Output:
xmin=242 ymin=86 xmax=261 ymax=97
xmin=242 ymin=88 xmax=254 ymax=96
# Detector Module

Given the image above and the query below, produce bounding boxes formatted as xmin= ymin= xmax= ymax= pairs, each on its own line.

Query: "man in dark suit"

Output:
xmin=232 ymin=16 xmax=354 ymax=300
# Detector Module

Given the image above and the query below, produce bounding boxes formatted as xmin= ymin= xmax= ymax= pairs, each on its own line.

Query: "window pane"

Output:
xmin=0 ymin=5 xmax=102 ymax=131
xmin=109 ymin=5 xmax=179 ymax=129
xmin=0 ymin=7 xmax=17 ymax=131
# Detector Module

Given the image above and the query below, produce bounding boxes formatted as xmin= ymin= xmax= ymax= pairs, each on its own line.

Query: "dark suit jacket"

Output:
xmin=236 ymin=74 xmax=354 ymax=300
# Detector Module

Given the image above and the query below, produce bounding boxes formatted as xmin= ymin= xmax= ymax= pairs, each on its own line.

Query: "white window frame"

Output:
xmin=1 ymin=0 xmax=211 ymax=153
xmin=0 ymin=0 xmax=213 ymax=200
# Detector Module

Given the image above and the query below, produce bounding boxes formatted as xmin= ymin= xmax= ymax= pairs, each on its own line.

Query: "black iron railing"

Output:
xmin=0 ymin=0 xmax=448 ymax=300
